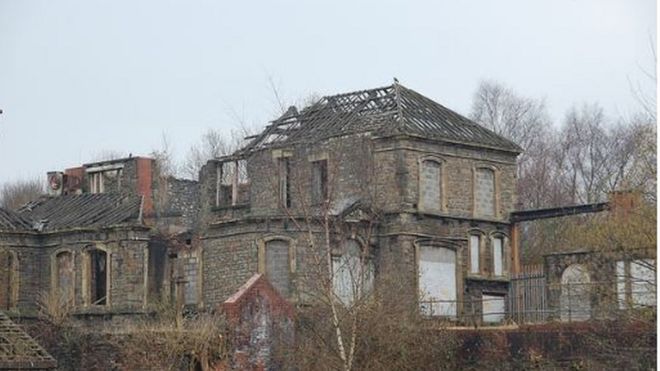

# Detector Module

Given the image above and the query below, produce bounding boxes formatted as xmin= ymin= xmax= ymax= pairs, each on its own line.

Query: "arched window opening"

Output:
xmin=419 ymin=160 xmax=442 ymax=212
xmin=265 ymin=240 xmax=292 ymax=297
xmin=332 ymin=240 xmax=374 ymax=306
xmin=418 ymin=245 xmax=456 ymax=317
xmin=55 ymin=251 xmax=74 ymax=305
xmin=560 ymin=264 xmax=591 ymax=322
xmin=469 ymin=234 xmax=481 ymax=274
xmin=475 ymin=168 xmax=495 ymax=217
xmin=88 ymin=249 xmax=108 ymax=306
xmin=492 ymin=236 xmax=505 ymax=276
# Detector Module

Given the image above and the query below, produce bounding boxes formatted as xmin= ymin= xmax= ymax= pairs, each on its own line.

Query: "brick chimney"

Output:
xmin=608 ymin=190 xmax=641 ymax=218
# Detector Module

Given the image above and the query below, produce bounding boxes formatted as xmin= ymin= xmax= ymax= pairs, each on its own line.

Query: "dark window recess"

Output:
xmin=0 ymin=252 xmax=13 ymax=310
xmin=279 ymin=158 xmax=291 ymax=208
xmin=148 ymin=242 xmax=167 ymax=302
xmin=90 ymin=249 xmax=107 ymax=305
xmin=311 ymin=160 xmax=328 ymax=204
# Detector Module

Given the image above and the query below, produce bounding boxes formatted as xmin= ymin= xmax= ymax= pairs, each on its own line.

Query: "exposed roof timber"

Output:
xmin=510 ymin=202 xmax=609 ymax=223
xmin=236 ymin=82 xmax=522 ymax=155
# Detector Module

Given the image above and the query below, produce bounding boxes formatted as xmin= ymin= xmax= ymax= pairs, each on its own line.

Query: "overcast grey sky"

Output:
xmin=0 ymin=0 xmax=656 ymax=184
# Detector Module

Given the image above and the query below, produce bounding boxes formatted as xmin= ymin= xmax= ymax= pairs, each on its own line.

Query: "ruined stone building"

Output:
xmin=0 ymin=82 xmax=651 ymax=330
xmin=198 ymin=82 xmax=522 ymax=324
xmin=0 ymin=156 xmax=199 ymax=319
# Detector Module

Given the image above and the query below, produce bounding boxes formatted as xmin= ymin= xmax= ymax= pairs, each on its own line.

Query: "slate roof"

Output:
xmin=12 ymin=193 xmax=142 ymax=232
xmin=239 ymin=82 xmax=522 ymax=154
xmin=0 ymin=209 xmax=33 ymax=232
xmin=0 ymin=311 xmax=57 ymax=369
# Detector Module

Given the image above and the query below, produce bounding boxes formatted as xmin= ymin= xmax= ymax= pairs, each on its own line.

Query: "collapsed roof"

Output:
xmin=239 ymin=82 xmax=522 ymax=155
xmin=0 ymin=311 xmax=57 ymax=369
xmin=0 ymin=194 xmax=142 ymax=233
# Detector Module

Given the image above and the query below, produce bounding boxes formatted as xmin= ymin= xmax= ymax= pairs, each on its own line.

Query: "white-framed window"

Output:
xmin=469 ymin=235 xmax=480 ymax=274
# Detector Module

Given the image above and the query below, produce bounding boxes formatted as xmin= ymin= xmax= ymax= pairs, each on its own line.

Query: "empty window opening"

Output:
xmin=420 ymin=160 xmax=442 ymax=212
xmin=89 ymin=249 xmax=108 ymax=305
xmin=219 ymin=161 xmax=236 ymax=206
xmin=311 ymin=160 xmax=328 ymax=205
xmin=617 ymin=259 xmax=656 ymax=309
xmin=265 ymin=240 xmax=291 ymax=297
xmin=418 ymin=245 xmax=456 ymax=317
xmin=55 ymin=251 xmax=74 ymax=305
xmin=148 ymin=242 xmax=167 ymax=303
xmin=0 ymin=251 xmax=16 ymax=310
xmin=89 ymin=172 xmax=104 ymax=194
xmin=475 ymin=168 xmax=495 ymax=217
xmin=482 ymin=294 xmax=505 ymax=323
xmin=492 ymin=237 xmax=504 ymax=276
xmin=279 ymin=158 xmax=291 ymax=208
xmin=332 ymin=240 xmax=374 ymax=306
xmin=560 ymin=264 xmax=591 ymax=322
xmin=469 ymin=235 xmax=480 ymax=274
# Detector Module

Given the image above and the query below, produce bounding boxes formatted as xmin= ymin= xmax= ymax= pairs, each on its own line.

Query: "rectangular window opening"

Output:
xmin=493 ymin=237 xmax=503 ymax=276
xmin=311 ymin=160 xmax=328 ymax=205
xmin=469 ymin=235 xmax=480 ymax=274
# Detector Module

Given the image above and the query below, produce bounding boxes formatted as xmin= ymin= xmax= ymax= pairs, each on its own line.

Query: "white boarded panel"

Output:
xmin=470 ymin=235 xmax=480 ymax=274
xmin=419 ymin=246 xmax=456 ymax=317
xmin=631 ymin=259 xmax=656 ymax=308
xmin=493 ymin=237 xmax=503 ymax=276
xmin=482 ymin=294 xmax=505 ymax=323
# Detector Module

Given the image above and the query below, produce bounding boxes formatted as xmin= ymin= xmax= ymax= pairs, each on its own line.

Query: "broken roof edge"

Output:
xmin=236 ymin=81 xmax=523 ymax=156
xmin=82 ymin=155 xmax=154 ymax=168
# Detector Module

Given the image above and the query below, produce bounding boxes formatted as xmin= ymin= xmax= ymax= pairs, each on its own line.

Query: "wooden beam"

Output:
xmin=510 ymin=202 xmax=609 ymax=223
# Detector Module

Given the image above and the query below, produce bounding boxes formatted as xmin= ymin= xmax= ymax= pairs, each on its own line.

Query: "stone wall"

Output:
xmin=0 ymin=227 xmax=151 ymax=315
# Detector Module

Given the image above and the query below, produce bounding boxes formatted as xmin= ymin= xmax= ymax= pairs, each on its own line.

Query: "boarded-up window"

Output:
xmin=332 ymin=240 xmax=374 ymax=306
xmin=420 ymin=160 xmax=442 ymax=212
xmin=418 ymin=245 xmax=456 ymax=317
xmin=0 ymin=251 xmax=16 ymax=310
xmin=482 ymin=294 xmax=505 ymax=323
xmin=183 ymin=256 xmax=199 ymax=305
xmin=475 ymin=168 xmax=495 ymax=217
xmin=311 ymin=160 xmax=328 ymax=205
xmin=56 ymin=251 xmax=74 ymax=305
xmin=266 ymin=240 xmax=291 ymax=297
xmin=469 ymin=235 xmax=480 ymax=274
xmin=560 ymin=264 xmax=591 ymax=322
xmin=617 ymin=259 xmax=656 ymax=309
xmin=493 ymin=237 xmax=504 ymax=276
xmin=630 ymin=259 xmax=655 ymax=307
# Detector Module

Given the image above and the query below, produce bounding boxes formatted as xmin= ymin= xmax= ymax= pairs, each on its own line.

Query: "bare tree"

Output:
xmin=469 ymin=80 xmax=551 ymax=155
xmin=0 ymin=178 xmax=44 ymax=210
xmin=182 ymin=129 xmax=231 ymax=180
xmin=150 ymin=133 xmax=179 ymax=178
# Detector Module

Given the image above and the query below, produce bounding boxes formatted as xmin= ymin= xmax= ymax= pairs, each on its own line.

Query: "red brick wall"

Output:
xmin=136 ymin=158 xmax=154 ymax=217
